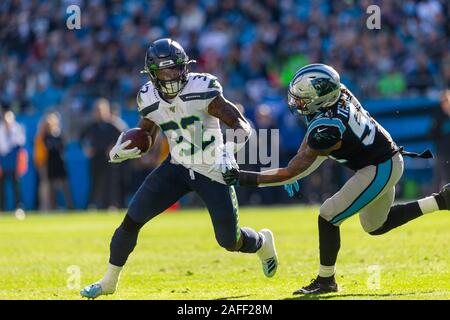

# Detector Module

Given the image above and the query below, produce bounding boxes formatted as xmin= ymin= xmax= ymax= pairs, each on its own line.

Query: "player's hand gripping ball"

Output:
xmin=122 ymin=128 xmax=151 ymax=154
xmin=109 ymin=128 xmax=151 ymax=163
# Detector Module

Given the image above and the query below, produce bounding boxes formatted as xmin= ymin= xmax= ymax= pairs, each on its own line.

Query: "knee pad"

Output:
xmin=361 ymin=221 xmax=384 ymax=235
xmin=121 ymin=214 xmax=145 ymax=233
xmin=319 ymin=199 xmax=338 ymax=225
xmin=368 ymin=227 xmax=385 ymax=236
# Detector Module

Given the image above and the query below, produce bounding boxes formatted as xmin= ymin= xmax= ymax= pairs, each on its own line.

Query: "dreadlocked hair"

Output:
xmin=338 ymin=86 xmax=350 ymax=105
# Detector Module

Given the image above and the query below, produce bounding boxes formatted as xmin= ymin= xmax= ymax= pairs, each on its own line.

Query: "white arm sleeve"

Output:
xmin=258 ymin=156 xmax=327 ymax=187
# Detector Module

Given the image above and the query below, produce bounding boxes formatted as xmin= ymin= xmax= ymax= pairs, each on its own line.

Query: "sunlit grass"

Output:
xmin=0 ymin=206 xmax=448 ymax=300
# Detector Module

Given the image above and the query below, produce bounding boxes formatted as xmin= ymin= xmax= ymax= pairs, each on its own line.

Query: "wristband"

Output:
xmin=238 ymin=171 xmax=259 ymax=187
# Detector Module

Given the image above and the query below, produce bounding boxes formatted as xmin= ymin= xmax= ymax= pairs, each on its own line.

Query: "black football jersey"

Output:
xmin=305 ymin=88 xmax=399 ymax=171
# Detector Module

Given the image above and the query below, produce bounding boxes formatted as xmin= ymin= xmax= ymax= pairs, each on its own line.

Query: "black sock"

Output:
xmin=109 ymin=215 xmax=144 ymax=266
xmin=109 ymin=225 xmax=139 ymax=266
xmin=434 ymin=193 xmax=446 ymax=210
xmin=318 ymin=215 xmax=341 ymax=267
xmin=369 ymin=201 xmax=423 ymax=235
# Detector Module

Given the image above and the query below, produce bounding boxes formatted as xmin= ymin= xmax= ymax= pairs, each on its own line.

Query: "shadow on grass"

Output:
xmin=214 ymin=295 xmax=252 ymax=300
xmin=283 ymin=291 xmax=437 ymax=300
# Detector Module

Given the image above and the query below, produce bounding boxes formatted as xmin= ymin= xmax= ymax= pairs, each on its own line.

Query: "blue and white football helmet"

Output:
xmin=287 ymin=64 xmax=341 ymax=115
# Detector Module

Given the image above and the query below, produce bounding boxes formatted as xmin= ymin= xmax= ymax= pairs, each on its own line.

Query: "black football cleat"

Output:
xmin=434 ymin=183 xmax=450 ymax=210
xmin=439 ymin=183 xmax=450 ymax=209
xmin=293 ymin=276 xmax=338 ymax=295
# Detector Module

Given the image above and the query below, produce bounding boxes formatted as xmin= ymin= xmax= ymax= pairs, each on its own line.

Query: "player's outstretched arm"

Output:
xmin=222 ymin=137 xmax=341 ymax=186
xmin=257 ymin=139 xmax=341 ymax=184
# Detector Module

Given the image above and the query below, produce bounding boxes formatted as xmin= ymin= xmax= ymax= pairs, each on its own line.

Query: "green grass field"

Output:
xmin=0 ymin=206 xmax=449 ymax=300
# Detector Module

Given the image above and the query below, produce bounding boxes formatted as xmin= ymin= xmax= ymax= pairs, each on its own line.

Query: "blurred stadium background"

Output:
xmin=0 ymin=0 xmax=449 ymax=212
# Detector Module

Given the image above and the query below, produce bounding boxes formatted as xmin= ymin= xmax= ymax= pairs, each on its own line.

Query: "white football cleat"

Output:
xmin=256 ymin=229 xmax=278 ymax=278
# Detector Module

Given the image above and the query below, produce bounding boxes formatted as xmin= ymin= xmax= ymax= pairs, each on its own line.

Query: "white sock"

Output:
xmin=256 ymin=232 xmax=266 ymax=257
xmin=417 ymin=196 xmax=439 ymax=214
xmin=99 ymin=263 xmax=122 ymax=293
xmin=319 ymin=264 xmax=336 ymax=278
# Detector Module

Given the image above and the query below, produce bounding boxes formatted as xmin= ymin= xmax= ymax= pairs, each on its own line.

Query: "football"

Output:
xmin=122 ymin=128 xmax=151 ymax=153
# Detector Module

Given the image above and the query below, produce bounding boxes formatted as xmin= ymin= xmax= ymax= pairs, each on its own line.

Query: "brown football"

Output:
xmin=122 ymin=128 xmax=150 ymax=153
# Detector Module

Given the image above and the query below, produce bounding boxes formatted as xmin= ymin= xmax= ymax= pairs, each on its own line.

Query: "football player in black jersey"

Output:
xmin=223 ymin=64 xmax=450 ymax=295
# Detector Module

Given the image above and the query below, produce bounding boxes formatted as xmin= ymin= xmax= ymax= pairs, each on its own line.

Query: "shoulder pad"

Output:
xmin=306 ymin=117 xmax=346 ymax=150
xmin=307 ymin=125 xmax=342 ymax=150
xmin=188 ymin=73 xmax=222 ymax=91
xmin=137 ymin=82 xmax=160 ymax=117
xmin=180 ymin=73 xmax=223 ymax=102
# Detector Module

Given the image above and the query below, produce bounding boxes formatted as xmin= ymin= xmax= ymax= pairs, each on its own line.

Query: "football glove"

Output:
xmin=284 ymin=181 xmax=300 ymax=197
xmin=222 ymin=167 xmax=259 ymax=187
xmin=208 ymin=144 xmax=239 ymax=174
xmin=109 ymin=132 xmax=142 ymax=163
xmin=222 ymin=167 xmax=240 ymax=186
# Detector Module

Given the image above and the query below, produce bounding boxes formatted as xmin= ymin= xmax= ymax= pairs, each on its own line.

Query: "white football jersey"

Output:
xmin=137 ymin=72 xmax=227 ymax=184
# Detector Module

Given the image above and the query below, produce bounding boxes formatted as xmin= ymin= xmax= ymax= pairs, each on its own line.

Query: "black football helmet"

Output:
xmin=141 ymin=38 xmax=195 ymax=95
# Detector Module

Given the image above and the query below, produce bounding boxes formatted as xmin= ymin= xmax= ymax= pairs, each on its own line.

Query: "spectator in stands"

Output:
xmin=441 ymin=53 xmax=450 ymax=88
xmin=42 ymin=112 xmax=73 ymax=210
xmin=406 ymin=53 xmax=438 ymax=95
xmin=1 ymin=0 xmax=449 ymax=208
xmin=33 ymin=117 xmax=50 ymax=211
xmin=252 ymin=104 xmax=285 ymax=204
xmin=1 ymin=0 xmax=449 ymax=115
xmin=80 ymin=98 xmax=123 ymax=210
xmin=431 ymin=89 xmax=450 ymax=190
xmin=0 ymin=110 xmax=27 ymax=213
xmin=377 ymin=68 xmax=407 ymax=97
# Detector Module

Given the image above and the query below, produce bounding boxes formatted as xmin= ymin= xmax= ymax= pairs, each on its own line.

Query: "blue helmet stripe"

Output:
xmin=292 ymin=67 xmax=333 ymax=83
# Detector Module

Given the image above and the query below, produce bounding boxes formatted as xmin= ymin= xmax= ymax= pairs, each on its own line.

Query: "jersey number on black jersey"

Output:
xmin=338 ymin=100 xmax=376 ymax=146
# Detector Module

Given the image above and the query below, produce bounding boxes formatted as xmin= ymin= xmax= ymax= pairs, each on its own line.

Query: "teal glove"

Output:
xmin=284 ymin=181 xmax=300 ymax=197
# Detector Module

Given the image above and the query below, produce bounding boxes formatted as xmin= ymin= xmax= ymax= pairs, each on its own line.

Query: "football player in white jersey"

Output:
xmin=80 ymin=38 xmax=278 ymax=299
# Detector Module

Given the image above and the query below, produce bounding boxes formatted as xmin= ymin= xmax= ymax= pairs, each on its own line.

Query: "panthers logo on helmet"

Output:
xmin=311 ymin=78 xmax=340 ymax=97
xmin=288 ymin=64 xmax=341 ymax=115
